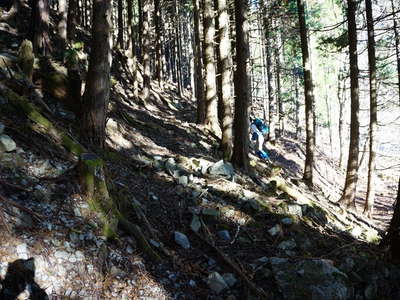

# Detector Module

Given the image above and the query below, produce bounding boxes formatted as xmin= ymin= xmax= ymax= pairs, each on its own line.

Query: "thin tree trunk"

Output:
xmin=232 ymin=0 xmax=250 ymax=172
xmin=324 ymin=93 xmax=333 ymax=155
xmin=297 ymin=0 xmax=315 ymax=187
xmin=193 ymin=0 xmax=205 ymax=123
xmin=391 ymin=0 xmax=400 ymax=106
xmin=339 ymin=0 xmax=360 ymax=209
xmin=154 ymin=0 xmax=163 ymax=84
xmin=29 ymin=0 xmax=51 ymax=56
xmin=81 ymin=0 xmax=112 ymax=149
xmin=141 ymin=0 xmax=152 ymax=102
xmin=58 ymin=0 xmax=68 ymax=52
xmin=338 ymin=72 xmax=345 ymax=168
xmin=364 ymin=0 xmax=378 ymax=218
xmin=117 ymin=0 xmax=124 ymax=48
xmin=138 ymin=0 xmax=143 ymax=62
xmin=295 ymin=72 xmax=300 ymax=138
xmin=67 ymin=0 xmax=78 ymax=42
xmin=216 ymin=0 xmax=233 ymax=160
xmin=261 ymin=4 xmax=275 ymax=142
xmin=203 ymin=0 xmax=220 ymax=135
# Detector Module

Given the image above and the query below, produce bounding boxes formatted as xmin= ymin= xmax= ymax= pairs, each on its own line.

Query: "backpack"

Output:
xmin=253 ymin=118 xmax=269 ymax=134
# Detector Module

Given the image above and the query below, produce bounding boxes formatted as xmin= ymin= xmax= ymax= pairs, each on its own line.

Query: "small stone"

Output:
xmin=174 ymin=231 xmax=190 ymax=249
xmin=207 ymin=272 xmax=228 ymax=294
xmin=281 ymin=217 xmax=293 ymax=225
xmin=16 ymin=243 xmax=28 ymax=259
xmin=217 ymin=230 xmax=231 ymax=241
xmin=150 ymin=239 xmax=160 ymax=248
xmin=0 ymin=134 xmax=16 ymax=152
xmin=126 ymin=245 xmax=134 ymax=254
xmin=190 ymin=215 xmax=201 ymax=233
xmin=188 ymin=280 xmax=196 ymax=287
xmin=73 ymin=208 xmax=82 ymax=217
xmin=268 ymin=224 xmax=282 ymax=236
xmin=222 ymin=273 xmax=237 ymax=287
xmin=287 ymin=204 xmax=302 ymax=217
xmin=208 ymin=160 xmax=235 ymax=178
xmin=54 ymin=250 xmax=70 ymax=260
xmin=277 ymin=239 xmax=297 ymax=250
xmin=178 ymin=175 xmax=188 ymax=186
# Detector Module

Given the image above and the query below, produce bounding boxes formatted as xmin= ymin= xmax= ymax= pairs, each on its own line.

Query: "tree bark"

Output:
xmin=117 ymin=0 xmax=124 ymax=48
xmin=297 ymin=0 xmax=315 ymax=188
xmin=203 ymin=0 xmax=220 ymax=135
xmin=383 ymin=177 xmax=400 ymax=260
xmin=193 ymin=0 xmax=205 ymax=123
xmin=337 ymin=71 xmax=345 ymax=169
xmin=81 ymin=0 xmax=112 ymax=150
xmin=231 ymin=0 xmax=250 ymax=172
xmin=58 ymin=0 xmax=67 ymax=52
xmin=261 ymin=6 xmax=276 ymax=142
xmin=67 ymin=0 xmax=78 ymax=42
xmin=391 ymin=0 xmax=400 ymax=106
xmin=339 ymin=0 xmax=360 ymax=209
xmin=154 ymin=0 xmax=163 ymax=85
xmin=29 ymin=0 xmax=51 ymax=56
xmin=216 ymin=0 xmax=233 ymax=160
xmin=364 ymin=0 xmax=378 ymax=218
xmin=141 ymin=0 xmax=152 ymax=102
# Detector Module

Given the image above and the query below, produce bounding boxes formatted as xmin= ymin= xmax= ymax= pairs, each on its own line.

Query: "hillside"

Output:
xmin=1 ymin=8 xmax=400 ymax=300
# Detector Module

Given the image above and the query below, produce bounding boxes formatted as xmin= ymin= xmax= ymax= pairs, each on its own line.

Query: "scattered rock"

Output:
xmin=16 ymin=243 xmax=29 ymax=259
xmin=287 ymin=204 xmax=303 ymax=217
xmin=271 ymin=258 xmax=348 ymax=300
xmin=281 ymin=217 xmax=293 ymax=225
xmin=207 ymin=272 xmax=229 ymax=294
xmin=190 ymin=215 xmax=201 ymax=233
xmin=174 ymin=231 xmax=190 ymax=249
xmin=217 ymin=230 xmax=231 ymax=241
xmin=277 ymin=239 xmax=297 ymax=250
xmin=208 ymin=160 xmax=234 ymax=178
xmin=0 ymin=134 xmax=16 ymax=152
xmin=268 ymin=224 xmax=282 ymax=236
xmin=222 ymin=273 xmax=237 ymax=287
xmin=178 ymin=175 xmax=189 ymax=186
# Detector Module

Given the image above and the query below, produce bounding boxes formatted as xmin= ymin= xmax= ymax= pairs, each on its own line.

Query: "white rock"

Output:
xmin=207 ymin=272 xmax=229 ymax=294
xmin=0 ymin=134 xmax=16 ymax=152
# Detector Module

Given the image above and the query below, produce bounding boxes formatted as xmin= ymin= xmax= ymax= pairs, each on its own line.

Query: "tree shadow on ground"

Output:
xmin=0 ymin=258 xmax=48 ymax=300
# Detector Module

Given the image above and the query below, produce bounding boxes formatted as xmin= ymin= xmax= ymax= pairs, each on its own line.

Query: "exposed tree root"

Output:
xmin=0 ymin=84 xmax=161 ymax=261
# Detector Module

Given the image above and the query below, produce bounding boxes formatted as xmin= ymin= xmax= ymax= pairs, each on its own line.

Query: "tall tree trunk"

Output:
xmin=294 ymin=72 xmax=300 ymax=138
xmin=275 ymin=33 xmax=283 ymax=138
xmin=58 ymin=0 xmax=68 ymax=52
xmin=202 ymin=0 xmax=220 ymax=135
xmin=364 ymin=0 xmax=378 ymax=218
xmin=260 ymin=5 xmax=276 ymax=142
xmin=117 ymin=0 xmax=124 ymax=48
xmin=339 ymin=0 xmax=360 ymax=209
xmin=391 ymin=0 xmax=400 ymax=105
xmin=231 ymin=0 xmax=250 ymax=172
xmin=138 ymin=0 xmax=143 ymax=62
xmin=216 ymin=0 xmax=233 ymax=160
xmin=154 ymin=0 xmax=163 ymax=85
xmin=141 ymin=0 xmax=152 ymax=102
xmin=383 ymin=177 xmax=400 ymax=260
xmin=297 ymin=0 xmax=315 ymax=188
xmin=81 ymin=0 xmax=112 ymax=149
xmin=338 ymin=72 xmax=345 ymax=169
xmin=193 ymin=0 xmax=205 ymax=123
xmin=29 ymin=0 xmax=51 ymax=56
xmin=67 ymin=0 xmax=78 ymax=42
xmin=127 ymin=0 xmax=134 ymax=52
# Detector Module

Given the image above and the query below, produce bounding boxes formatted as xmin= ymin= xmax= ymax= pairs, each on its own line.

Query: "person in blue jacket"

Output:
xmin=250 ymin=118 xmax=269 ymax=160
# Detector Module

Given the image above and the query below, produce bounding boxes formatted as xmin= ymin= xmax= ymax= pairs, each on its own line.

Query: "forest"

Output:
xmin=0 ymin=0 xmax=400 ymax=298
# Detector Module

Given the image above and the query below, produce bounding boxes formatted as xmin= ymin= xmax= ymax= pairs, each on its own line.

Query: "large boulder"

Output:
xmin=270 ymin=258 xmax=349 ymax=300
xmin=208 ymin=160 xmax=234 ymax=178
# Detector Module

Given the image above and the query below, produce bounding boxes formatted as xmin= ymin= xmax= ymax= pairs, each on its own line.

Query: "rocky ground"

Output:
xmin=1 ymin=6 xmax=400 ymax=300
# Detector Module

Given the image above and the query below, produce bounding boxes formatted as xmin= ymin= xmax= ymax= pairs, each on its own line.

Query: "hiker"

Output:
xmin=250 ymin=118 xmax=269 ymax=160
